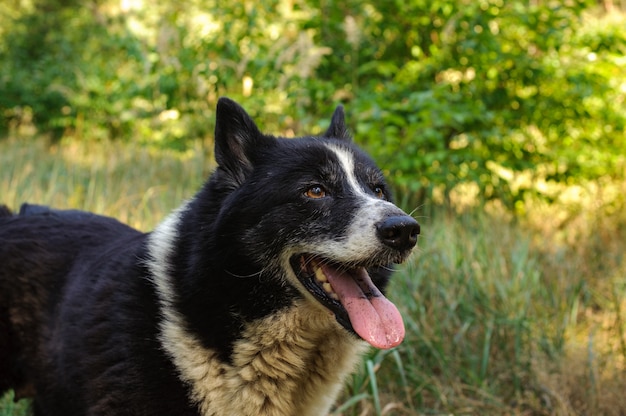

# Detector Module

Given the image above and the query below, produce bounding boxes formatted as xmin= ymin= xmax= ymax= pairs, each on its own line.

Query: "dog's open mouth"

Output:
xmin=290 ymin=255 xmax=405 ymax=349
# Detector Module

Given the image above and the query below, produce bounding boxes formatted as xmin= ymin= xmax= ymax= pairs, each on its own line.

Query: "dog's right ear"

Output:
xmin=214 ymin=97 xmax=265 ymax=186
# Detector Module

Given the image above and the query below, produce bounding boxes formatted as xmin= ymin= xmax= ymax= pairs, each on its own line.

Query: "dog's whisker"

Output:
xmin=378 ymin=264 xmax=396 ymax=273
xmin=408 ymin=204 xmax=429 ymax=219
xmin=224 ymin=268 xmax=265 ymax=279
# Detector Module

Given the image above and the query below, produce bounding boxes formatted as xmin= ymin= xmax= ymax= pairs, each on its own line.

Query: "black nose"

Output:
xmin=376 ymin=215 xmax=420 ymax=251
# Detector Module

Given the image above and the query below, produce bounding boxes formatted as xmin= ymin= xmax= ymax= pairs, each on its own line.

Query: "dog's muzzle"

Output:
xmin=289 ymin=213 xmax=420 ymax=349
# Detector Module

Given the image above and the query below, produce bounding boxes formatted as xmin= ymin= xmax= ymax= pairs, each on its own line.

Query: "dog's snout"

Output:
xmin=376 ymin=215 xmax=420 ymax=251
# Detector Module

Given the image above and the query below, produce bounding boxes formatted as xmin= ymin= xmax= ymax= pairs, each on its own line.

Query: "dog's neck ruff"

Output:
xmin=146 ymin=203 xmax=366 ymax=416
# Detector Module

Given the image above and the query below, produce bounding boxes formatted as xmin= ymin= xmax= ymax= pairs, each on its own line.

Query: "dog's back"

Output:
xmin=0 ymin=205 xmax=182 ymax=414
xmin=0 ymin=205 xmax=136 ymax=397
xmin=0 ymin=204 xmax=109 ymax=398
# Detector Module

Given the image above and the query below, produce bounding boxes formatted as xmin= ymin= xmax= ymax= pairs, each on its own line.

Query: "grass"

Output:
xmin=1 ymin=137 xmax=625 ymax=415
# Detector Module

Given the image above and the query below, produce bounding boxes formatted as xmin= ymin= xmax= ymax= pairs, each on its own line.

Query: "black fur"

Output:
xmin=0 ymin=205 xmax=194 ymax=414
xmin=0 ymin=98 xmax=418 ymax=415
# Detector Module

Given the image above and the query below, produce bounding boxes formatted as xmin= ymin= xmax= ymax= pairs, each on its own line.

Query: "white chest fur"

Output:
xmin=160 ymin=301 xmax=367 ymax=416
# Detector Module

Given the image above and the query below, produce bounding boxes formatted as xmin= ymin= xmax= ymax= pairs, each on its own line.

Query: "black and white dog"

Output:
xmin=0 ymin=98 xmax=419 ymax=415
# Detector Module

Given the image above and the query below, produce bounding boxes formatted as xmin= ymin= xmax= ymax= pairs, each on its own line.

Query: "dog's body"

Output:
xmin=0 ymin=98 xmax=419 ymax=415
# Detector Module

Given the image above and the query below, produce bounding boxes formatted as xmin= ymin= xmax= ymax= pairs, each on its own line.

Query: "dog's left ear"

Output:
xmin=323 ymin=105 xmax=351 ymax=141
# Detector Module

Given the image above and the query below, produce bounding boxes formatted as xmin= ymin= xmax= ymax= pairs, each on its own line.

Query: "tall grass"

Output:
xmin=0 ymin=138 xmax=211 ymax=229
xmin=336 ymin=211 xmax=626 ymax=414
xmin=1 ymin=137 xmax=625 ymax=415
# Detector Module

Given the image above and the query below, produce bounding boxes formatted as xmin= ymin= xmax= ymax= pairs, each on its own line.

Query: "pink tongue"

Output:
xmin=321 ymin=265 xmax=405 ymax=349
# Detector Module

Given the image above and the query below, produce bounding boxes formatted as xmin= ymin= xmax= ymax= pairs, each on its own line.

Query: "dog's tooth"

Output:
xmin=323 ymin=282 xmax=333 ymax=294
xmin=314 ymin=267 xmax=328 ymax=283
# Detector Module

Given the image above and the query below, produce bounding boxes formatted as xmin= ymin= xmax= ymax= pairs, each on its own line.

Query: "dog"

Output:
xmin=0 ymin=98 xmax=419 ymax=415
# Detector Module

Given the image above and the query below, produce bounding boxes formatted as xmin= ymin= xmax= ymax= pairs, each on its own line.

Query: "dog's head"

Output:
xmin=210 ymin=98 xmax=419 ymax=349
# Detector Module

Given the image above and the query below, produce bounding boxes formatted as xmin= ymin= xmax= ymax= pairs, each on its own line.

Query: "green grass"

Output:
xmin=1 ymin=137 xmax=625 ymax=415
xmin=0 ymin=392 xmax=29 ymax=416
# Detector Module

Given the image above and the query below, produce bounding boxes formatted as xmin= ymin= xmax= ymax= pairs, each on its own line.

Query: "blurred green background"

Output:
xmin=2 ymin=0 xmax=625 ymax=209
xmin=1 ymin=0 xmax=626 ymax=415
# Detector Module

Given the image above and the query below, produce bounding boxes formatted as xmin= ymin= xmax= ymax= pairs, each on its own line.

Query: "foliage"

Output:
xmin=342 ymin=1 xmax=626 ymax=208
xmin=1 ymin=0 xmax=625 ymax=207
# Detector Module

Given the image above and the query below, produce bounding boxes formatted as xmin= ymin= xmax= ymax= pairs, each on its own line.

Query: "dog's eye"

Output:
xmin=305 ymin=185 xmax=327 ymax=199
xmin=373 ymin=186 xmax=385 ymax=199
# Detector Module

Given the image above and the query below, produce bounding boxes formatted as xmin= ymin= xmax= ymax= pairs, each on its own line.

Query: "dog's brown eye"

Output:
xmin=305 ymin=186 xmax=327 ymax=199
xmin=373 ymin=186 xmax=385 ymax=199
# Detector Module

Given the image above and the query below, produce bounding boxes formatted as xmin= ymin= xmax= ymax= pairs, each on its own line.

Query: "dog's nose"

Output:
xmin=376 ymin=215 xmax=420 ymax=251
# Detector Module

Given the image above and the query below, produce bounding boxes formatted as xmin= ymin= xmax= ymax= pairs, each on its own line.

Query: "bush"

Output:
xmin=0 ymin=0 xmax=624 ymax=207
